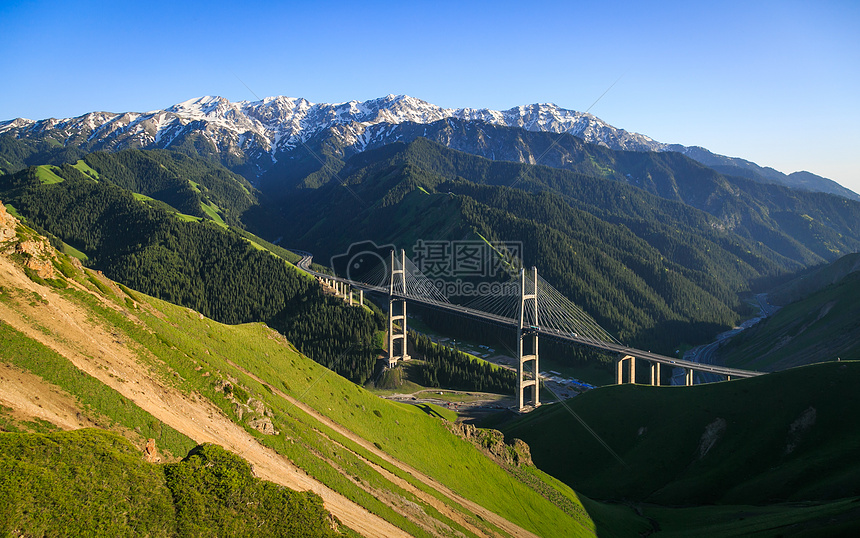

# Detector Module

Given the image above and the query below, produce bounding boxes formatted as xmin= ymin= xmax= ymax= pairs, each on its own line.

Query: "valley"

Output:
xmin=1 ymin=92 xmax=859 ymax=536
xmin=673 ymin=294 xmax=780 ymax=385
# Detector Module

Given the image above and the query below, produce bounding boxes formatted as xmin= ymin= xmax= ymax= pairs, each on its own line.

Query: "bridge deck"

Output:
xmin=296 ymin=254 xmax=762 ymax=380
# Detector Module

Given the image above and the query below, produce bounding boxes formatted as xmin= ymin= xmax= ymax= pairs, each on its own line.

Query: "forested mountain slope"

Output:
xmin=4 ymin=137 xmax=859 ymax=359
xmin=81 ymin=149 xmax=259 ymax=226
xmin=254 ymin=139 xmax=860 ymax=352
xmin=0 ymin=164 xmax=383 ymax=384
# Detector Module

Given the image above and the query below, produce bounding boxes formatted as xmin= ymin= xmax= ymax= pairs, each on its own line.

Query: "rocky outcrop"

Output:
xmin=446 ymin=422 xmax=532 ymax=467
xmin=215 ymin=378 xmax=278 ymax=435
xmin=1 ymin=201 xmax=58 ymax=279
xmin=16 ymin=240 xmax=57 ymax=279
xmin=143 ymin=438 xmax=162 ymax=463
xmin=697 ymin=417 xmax=727 ymax=459
xmin=248 ymin=417 xmax=277 ymax=435
xmin=0 ymin=203 xmax=17 ymax=242
xmin=785 ymin=406 xmax=817 ymax=455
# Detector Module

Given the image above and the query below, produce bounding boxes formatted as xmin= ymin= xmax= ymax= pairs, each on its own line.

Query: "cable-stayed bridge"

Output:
xmin=294 ymin=249 xmax=763 ymax=411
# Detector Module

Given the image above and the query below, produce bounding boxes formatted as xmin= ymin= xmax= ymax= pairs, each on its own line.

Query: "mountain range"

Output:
xmin=3 ymin=94 xmax=860 ymax=536
xmin=3 ymin=92 xmax=860 ymax=361
xmin=2 ymin=94 xmax=857 ymax=201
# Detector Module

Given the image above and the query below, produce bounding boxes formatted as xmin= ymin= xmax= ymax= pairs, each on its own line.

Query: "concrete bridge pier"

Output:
xmin=685 ymin=368 xmax=694 ymax=386
xmin=650 ymin=361 xmax=661 ymax=386
xmin=616 ymin=355 xmax=636 ymax=384
xmin=629 ymin=355 xmax=636 ymax=384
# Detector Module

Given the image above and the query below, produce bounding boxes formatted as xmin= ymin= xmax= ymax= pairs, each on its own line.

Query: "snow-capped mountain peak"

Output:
xmin=0 ymin=94 xmax=665 ymax=158
xmin=2 ymin=93 xmax=855 ymax=200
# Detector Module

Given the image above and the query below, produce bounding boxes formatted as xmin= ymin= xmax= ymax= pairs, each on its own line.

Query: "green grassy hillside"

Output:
xmin=110 ymin=286 xmax=601 ymax=536
xmin=497 ymin=363 xmax=860 ymax=535
xmin=721 ymin=270 xmax=860 ymax=371
xmin=500 ymin=362 xmax=860 ymax=506
xmin=0 ymin=220 xmax=614 ymax=537
xmin=0 ymin=430 xmax=340 ymax=537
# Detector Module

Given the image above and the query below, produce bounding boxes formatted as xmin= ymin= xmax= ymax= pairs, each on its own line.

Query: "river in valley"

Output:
xmin=671 ymin=294 xmax=779 ymax=385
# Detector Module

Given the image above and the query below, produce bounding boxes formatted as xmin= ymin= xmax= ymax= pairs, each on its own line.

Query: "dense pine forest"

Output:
xmin=410 ymin=332 xmax=516 ymax=394
xmin=0 ymin=160 xmax=384 ymax=384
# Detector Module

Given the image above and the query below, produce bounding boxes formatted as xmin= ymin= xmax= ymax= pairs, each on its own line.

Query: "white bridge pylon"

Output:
xmin=518 ymin=266 xmax=539 ymax=411
xmin=387 ymin=249 xmax=409 ymax=367
xmin=384 ymin=249 xmax=542 ymax=411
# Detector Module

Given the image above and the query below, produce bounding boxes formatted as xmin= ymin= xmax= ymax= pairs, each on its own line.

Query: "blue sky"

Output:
xmin=1 ymin=0 xmax=858 ymax=192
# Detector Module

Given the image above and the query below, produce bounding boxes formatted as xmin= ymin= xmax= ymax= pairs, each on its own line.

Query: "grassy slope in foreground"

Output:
xmin=502 ymin=362 xmax=860 ymax=505
xmin=0 ymin=221 xmax=612 ymax=536
xmin=0 ymin=429 xmax=340 ymax=537
xmin=124 ymin=288 xmax=601 ymax=537
xmin=0 ymin=429 xmax=175 ymax=537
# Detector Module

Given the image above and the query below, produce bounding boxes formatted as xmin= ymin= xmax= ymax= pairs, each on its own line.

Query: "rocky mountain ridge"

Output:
xmin=3 ymin=94 xmax=855 ymax=200
xmin=0 ymin=94 xmax=659 ymax=154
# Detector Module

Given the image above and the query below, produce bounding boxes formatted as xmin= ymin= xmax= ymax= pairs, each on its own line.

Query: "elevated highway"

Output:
xmin=295 ymin=253 xmax=763 ymax=385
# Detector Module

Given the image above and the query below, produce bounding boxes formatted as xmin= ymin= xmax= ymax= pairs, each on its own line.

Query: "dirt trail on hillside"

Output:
xmin=0 ymin=362 xmax=98 ymax=430
xmin=0 ymin=257 xmax=408 ymax=538
xmin=227 ymin=357 xmax=541 ymax=538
